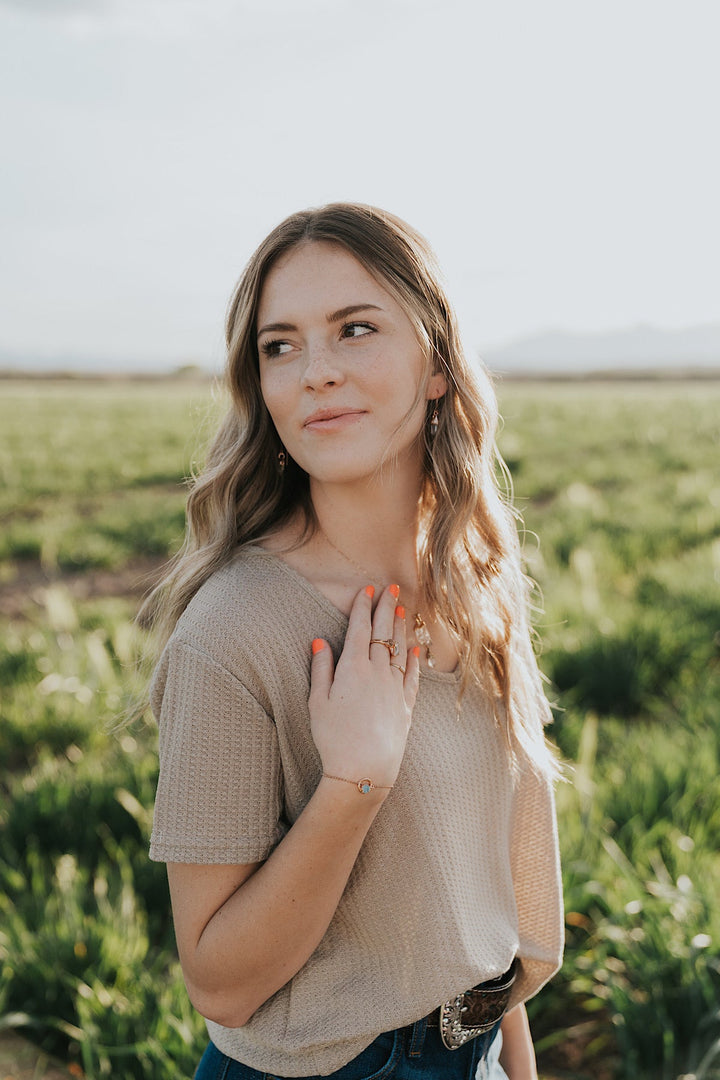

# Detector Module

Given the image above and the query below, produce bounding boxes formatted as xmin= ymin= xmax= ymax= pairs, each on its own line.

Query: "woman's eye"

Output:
xmin=260 ymin=339 xmax=292 ymax=358
xmin=341 ymin=322 xmax=375 ymax=340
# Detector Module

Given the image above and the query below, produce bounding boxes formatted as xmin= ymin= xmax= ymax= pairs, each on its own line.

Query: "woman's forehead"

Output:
xmin=257 ymin=241 xmax=394 ymax=323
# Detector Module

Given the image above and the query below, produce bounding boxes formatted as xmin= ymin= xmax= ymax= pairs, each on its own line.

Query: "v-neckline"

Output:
xmin=241 ymin=544 xmax=461 ymax=683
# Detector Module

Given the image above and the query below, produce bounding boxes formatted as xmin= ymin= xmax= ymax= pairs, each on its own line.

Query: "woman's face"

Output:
xmin=256 ymin=241 xmax=446 ymax=489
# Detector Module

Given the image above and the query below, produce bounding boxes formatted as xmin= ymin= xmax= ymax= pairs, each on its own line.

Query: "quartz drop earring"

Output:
xmin=277 ymin=450 xmax=286 ymax=472
xmin=430 ymin=407 xmax=439 ymax=438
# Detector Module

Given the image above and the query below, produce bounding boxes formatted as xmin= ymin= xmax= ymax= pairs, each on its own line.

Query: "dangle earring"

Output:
xmin=429 ymin=406 xmax=439 ymax=438
xmin=277 ymin=449 xmax=286 ymax=473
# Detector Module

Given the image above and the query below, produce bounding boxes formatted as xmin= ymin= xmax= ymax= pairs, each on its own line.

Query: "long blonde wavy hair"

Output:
xmin=141 ymin=202 xmax=556 ymax=775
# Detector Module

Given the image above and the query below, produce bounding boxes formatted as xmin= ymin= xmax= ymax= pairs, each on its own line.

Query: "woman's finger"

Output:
xmin=368 ymin=584 xmax=401 ymax=663
xmin=403 ymin=644 xmax=421 ymax=714
xmin=307 ymin=637 xmax=335 ymax=706
xmin=388 ymin=600 xmax=407 ymax=678
xmin=341 ymin=584 xmax=375 ymax=659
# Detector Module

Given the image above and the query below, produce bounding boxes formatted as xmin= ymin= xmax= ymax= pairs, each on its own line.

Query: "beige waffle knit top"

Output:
xmin=149 ymin=546 xmax=563 ymax=1077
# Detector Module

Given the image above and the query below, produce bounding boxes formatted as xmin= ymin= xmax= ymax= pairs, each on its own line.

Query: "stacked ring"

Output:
xmin=369 ymin=638 xmax=400 ymax=657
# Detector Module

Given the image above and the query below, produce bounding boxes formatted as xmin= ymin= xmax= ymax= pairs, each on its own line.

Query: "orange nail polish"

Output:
xmin=395 ymin=605 xmax=405 ymax=619
xmin=312 ymin=638 xmax=325 ymax=654
xmin=389 ymin=583 xmax=400 ymax=599
xmin=412 ymin=646 xmax=420 ymax=658
xmin=365 ymin=585 xmax=375 ymax=598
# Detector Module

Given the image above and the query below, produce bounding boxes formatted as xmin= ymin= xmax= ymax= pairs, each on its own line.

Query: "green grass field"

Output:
xmin=1 ymin=377 xmax=719 ymax=1080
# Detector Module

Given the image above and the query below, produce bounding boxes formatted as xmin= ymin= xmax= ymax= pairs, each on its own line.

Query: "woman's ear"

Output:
xmin=426 ymin=371 xmax=448 ymax=401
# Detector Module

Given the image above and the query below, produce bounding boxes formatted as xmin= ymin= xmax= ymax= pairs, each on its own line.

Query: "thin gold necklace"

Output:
xmin=318 ymin=525 xmax=435 ymax=667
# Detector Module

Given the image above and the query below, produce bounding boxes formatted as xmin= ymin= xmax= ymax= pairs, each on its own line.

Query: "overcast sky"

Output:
xmin=1 ymin=0 xmax=718 ymax=369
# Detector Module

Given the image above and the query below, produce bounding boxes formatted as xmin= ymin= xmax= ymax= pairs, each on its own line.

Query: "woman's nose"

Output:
xmin=300 ymin=343 xmax=345 ymax=390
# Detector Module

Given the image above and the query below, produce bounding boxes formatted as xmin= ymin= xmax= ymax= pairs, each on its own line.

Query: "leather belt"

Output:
xmin=425 ymin=958 xmax=518 ymax=1050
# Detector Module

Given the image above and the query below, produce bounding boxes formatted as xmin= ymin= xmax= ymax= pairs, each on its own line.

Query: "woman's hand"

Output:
xmin=309 ymin=584 xmax=421 ymax=792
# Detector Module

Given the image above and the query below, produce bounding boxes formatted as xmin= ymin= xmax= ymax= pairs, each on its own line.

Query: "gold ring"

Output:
xmin=369 ymin=637 xmax=400 ymax=658
xmin=390 ymin=663 xmax=406 ymax=675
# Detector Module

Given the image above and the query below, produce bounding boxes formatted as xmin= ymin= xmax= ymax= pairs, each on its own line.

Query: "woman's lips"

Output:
xmin=303 ymin=410 xmax=366 ymax=432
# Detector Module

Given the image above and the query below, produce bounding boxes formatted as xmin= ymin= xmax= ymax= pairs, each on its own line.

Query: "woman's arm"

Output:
xmin=498 ymin=1004 xmax=538 ymax=1080
xmin=166 ymin=584 xmax=419 ymax=1027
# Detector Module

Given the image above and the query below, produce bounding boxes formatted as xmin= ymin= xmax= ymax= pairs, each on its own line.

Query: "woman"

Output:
xmin=144 ymin=203 xmax=563 ymax=1080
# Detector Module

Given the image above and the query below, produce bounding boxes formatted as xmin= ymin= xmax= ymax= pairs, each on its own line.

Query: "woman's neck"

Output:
xmin=263 ymin=471 xmax=458 ymax=671
xmin=309 ymin=474 xmax=423 ymax=589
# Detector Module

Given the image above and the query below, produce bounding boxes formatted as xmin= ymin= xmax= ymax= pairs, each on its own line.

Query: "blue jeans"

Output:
xmin=194 ymin=1016 xmax=508 ymax=1080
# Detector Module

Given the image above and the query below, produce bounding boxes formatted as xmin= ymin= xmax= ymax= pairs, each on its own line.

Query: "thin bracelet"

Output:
xmin=322 ymin=773 xmax=393 ymax=795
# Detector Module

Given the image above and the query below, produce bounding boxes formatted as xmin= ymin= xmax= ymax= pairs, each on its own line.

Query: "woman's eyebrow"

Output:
xmin=327 ymin=303 xmax=383 ymax=323
xmin=257 ymin=320 xmax=296 ymax=338
xmin=257 ymin=303 xmax=384 ymax=340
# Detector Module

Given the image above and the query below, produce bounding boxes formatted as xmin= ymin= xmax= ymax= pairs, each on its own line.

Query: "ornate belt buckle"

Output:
xmin=438 ymin=959 xmax=518 ymax=1051
xmin=438 ymin=994 xmax=497 ymax=1050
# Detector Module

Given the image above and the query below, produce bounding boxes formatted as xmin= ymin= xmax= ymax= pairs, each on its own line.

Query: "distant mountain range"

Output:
xmin=481 ymin=323 xmax=720 ymax=375
xmin=0 ymin=352 xmax=186 ymax=376
xmin=1 ymin=323 xmax=720 ymax=377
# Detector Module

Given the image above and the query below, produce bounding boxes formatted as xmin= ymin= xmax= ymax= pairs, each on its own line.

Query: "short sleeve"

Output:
xmin=508 ymin=763 xmax=565 ymax=1007
xmin=149 ymin=637 xmax=284 ymax=865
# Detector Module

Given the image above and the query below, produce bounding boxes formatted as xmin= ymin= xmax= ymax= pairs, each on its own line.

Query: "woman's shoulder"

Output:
xmin=176 ymin=544 xmax=294 ymax=638
xmin=170 ymin=540 xmax=346 ymax=666
xmin=151 ymin=546 xmax=309 ymax=717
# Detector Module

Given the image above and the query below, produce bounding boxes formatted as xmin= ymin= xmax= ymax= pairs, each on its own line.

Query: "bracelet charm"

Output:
xmin=322 ymin=773 xmax=392 ymax=795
